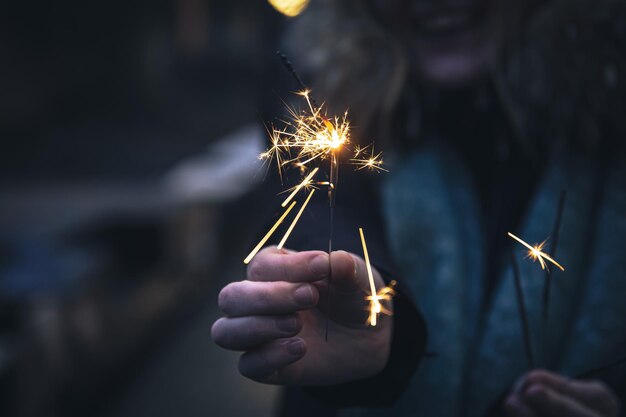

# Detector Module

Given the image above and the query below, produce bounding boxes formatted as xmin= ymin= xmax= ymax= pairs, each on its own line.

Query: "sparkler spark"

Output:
xmin=508 ymin=232 xmax=565 ymax=272
xmin=278 ymin=189 xmax=316 ymax=249
xmin=281 ymin=167 xmax=319 ymax=207
xmin=359 ymin=228 xmax=396 ymax=326
xmin=244 ymin=201 xmax=297 ymax=265
xmin=350 ymin=145 xmax=388 ymax=172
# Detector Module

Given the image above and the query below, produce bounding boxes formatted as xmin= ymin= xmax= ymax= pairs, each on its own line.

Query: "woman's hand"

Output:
xmin=211 ymin=246 xmax=393 ymax=386
xmin=505 ymin=370 xmax=621 ymax=417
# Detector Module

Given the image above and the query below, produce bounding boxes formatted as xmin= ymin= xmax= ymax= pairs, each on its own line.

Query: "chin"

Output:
xmin=411 ymin=33 xmax=495 ymax=88
xmin=416 ymin=51 xmax=492 ymax=87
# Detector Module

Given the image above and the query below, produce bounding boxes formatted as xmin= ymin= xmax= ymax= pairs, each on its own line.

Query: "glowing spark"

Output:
xmin=267 ymin=0 xmax=310 ymax=17
xmin=244 ymin=201 xmax=297 ymax=264
xmin=281 ymin=167 xmax=319 ymax=207
xmin=508 ymin=232 xmax=565 ymax=272
xmin=350 ymin=145 xmax=387 ymax=172
xmin=359 ymin=228 xmax=395 ymax=326
xmin=278 ymin=189 xmax=316 ymax=249
xmin=365 ymin=280 xmax=397 ymax=318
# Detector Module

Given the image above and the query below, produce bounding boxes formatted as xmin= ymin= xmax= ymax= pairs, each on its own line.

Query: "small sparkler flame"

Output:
xmin=359 ymin=228 xmax=396 ymax=326
xmin=508 ymin=232 xmax=565 ymax=272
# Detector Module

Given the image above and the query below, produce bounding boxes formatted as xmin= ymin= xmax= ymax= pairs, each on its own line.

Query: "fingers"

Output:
xmin=504 ymin=394 xmax=538 ymax=417
xmin=238 ymin=338 xmax=306 ymax=382
xmin=522 ymin=384 xmax=599 ymax=417
xmin=247 ymin=247 xmax=329 ymax=283
xmin=219 ymin=281 xmax=318 ymax=316
xmin=522 ymin=370 xmax=620 ymax=417
xmin=246 ymin=247 xmax=377 ymax=294
xmin=211 ymin=315 xmax=302 ymax=350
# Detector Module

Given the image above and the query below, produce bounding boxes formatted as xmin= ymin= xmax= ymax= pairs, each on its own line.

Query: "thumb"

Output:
xmin=328 ymin=250 xmax=383 ymax=294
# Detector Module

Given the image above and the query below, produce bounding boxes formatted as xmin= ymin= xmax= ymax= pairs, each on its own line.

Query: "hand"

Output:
xmin=505 ymin=369 xmax=621 ymax=417
xmin=211 ymin=246 xmax=393 ymax=386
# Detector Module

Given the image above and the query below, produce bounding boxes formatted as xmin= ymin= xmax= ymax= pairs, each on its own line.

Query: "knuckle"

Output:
xmin=258 ymin=285 xmax=273 ymax=310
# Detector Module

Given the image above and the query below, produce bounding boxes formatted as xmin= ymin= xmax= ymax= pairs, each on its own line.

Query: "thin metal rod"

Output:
xmin=541 ymin=190 xmax=567 ymax=365
xmin=276 ymin=51 xmax=319 ymax=109
xmin=324 ymin=152 xmax=339 ymax=342
xmin=512 ymin=253 xmax=535 ymax=369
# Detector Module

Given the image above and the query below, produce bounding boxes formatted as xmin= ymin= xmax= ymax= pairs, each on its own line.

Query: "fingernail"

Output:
xmin=309 ymin=255 xmax=328 ymax=277
xmin=285 ymin=339 xmax=305 ymax=355
xmin=276 ymin=316 xmax=300 ymax=333
xmin=293 ymin=284 xmax=315 ymax=306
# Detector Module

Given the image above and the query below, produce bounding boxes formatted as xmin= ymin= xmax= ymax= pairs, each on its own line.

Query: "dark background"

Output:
xmin=0 ymin=1 xmax=291 ymax=416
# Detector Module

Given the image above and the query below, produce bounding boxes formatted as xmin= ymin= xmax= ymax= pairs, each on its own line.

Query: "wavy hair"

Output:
xmin=284 ymin=0 xmax=626 ymax=153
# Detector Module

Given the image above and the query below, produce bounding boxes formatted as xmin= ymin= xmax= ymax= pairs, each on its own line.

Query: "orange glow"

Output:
xmin=267 ymin=0 xmax=310 ymax=17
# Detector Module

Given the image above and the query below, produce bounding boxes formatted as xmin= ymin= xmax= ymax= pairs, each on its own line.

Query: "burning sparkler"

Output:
xmin=359 ymin=228 xmax=396 ymax=326
xmin=244 ymin=54 xmax=388 ymax=340
xmin=507 ymin=232 xmax=565 ymax=272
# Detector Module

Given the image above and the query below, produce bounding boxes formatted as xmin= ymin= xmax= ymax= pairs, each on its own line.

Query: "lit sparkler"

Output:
xmin=359 ymin=228 xmax=396 ymax=326
xmin=508 ymin=232 xmax=565 ymax=272
xmin=244 ymin=54 xmax=389 ymax=339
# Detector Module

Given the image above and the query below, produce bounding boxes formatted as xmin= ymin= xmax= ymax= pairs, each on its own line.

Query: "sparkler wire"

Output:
xmin=541 ymin=190 xmax=567 ymax=366
xmin=511 ymin=252 xmax=535 ymax=369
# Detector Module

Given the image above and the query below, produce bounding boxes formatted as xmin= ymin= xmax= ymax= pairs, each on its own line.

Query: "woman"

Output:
xmin=212 ymin=0 xmax=626 ymax=416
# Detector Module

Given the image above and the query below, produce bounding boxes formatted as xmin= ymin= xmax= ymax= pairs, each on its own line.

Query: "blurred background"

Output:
xmin=0 ymin=1 xmax=291 ymax=415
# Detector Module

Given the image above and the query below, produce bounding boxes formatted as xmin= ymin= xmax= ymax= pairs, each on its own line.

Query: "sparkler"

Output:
xmin=244 ymin=53 xmax=387 ymax=340
xmin=507 ymin=232 xmax=565 ymax=272
xmin=359 ymin=228 xmax=396 ymax=326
